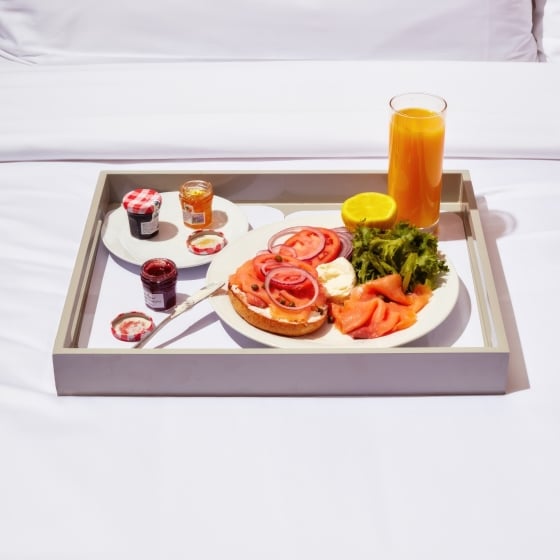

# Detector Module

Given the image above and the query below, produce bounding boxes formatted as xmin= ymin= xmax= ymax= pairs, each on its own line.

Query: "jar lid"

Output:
xmin=111 ymin=311 xmax=155 ymax=342
xmin=141 ymin=258 xmax=178 ymax=282
xmin=122 ymin=188 xmax=162 ymax=214
xmin=186 ymin=230 xmax=227 ymax=255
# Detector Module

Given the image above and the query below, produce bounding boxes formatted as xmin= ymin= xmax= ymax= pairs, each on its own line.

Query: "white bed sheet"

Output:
xmin=2 ymin=57 xmax=560 ymax=559
xmin=1 ymin=155 xmax=560 ymax=559
xmin=1 ymin=60 xmax=559 ymax=162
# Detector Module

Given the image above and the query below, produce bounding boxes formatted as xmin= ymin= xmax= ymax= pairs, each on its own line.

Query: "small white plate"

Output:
xmin=206 ymin=213 xmax=460 ymax=348
xmin=101 ymin=192 xmax=249 ymax=268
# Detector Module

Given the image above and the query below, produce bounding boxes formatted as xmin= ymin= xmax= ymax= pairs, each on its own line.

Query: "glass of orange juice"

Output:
xmin=388 ymin=93 xmax=447 ymax=232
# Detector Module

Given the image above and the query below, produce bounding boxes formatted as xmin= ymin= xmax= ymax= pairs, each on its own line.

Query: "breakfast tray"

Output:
xmin=53 ymin=170 xmax=509 ymax=396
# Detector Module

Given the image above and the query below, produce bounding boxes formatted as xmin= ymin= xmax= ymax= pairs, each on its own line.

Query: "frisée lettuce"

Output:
xmin=351 ymin=222 xmax=449 ymax=291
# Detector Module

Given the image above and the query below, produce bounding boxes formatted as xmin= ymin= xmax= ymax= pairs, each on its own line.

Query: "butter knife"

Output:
xmin=133 ymin=280 xmax=225 ymax=349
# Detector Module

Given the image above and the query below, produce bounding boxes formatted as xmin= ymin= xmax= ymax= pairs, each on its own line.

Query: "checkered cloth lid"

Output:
xmin=122 ymin=188 xmax=162 ymax=214
xmin=186 ymin=230 xmax=227 ymax=255
xmin=111 ymin=311 xmax=155 ymax=342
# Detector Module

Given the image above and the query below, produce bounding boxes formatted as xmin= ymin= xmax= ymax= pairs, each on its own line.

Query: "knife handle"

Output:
xmin=133 ymin=314 xmax=175 ymax=349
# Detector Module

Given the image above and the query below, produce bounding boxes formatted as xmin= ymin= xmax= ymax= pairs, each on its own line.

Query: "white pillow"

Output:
xmin=542 ymin=0 xmax=560 ymax=61
xmin=0 ymin=0 xmax=539 ymax=64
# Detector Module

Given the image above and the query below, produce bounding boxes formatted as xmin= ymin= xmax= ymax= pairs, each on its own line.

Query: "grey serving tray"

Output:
xmin=53 ymin=170 xmax=509 ymax=396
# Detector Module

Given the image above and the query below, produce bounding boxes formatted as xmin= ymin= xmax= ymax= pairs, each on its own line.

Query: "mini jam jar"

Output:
xmin=140 ymin=258 xmax=178 ymax=310
xmin=179 ymin=180 xmax=214 ymax=229
xmin=122 ymin=188 xmax=162 ymax=239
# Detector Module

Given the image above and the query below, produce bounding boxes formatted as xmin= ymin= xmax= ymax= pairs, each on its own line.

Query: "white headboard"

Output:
xmin=1 ymin=0 xmax=554 ymax=64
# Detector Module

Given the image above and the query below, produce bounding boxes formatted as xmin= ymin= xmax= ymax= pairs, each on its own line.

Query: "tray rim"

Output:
xmin=52 ymin=168 xmax=510 ymax=396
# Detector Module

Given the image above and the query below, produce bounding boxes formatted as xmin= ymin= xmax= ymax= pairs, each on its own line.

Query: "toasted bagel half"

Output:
xmin=228 ymin=284 xmax=328 ymax=337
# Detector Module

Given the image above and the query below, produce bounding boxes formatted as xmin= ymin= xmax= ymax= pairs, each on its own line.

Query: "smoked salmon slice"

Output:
xmin=351 ymin=273 xmax=412 ymax=306
xmin=408 ymin=284 xmax=432 ymax=313
xmin=330 ymin=297 xmax=379 ymax=334
xmin=349 ymin=298 xmax=401 ymax=339
xmin=329 ymin=275 xmax=432 ymax=339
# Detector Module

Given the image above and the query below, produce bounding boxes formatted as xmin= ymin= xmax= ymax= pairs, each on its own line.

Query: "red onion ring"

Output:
xmin=332 ymin=227 xmax=353 ymax=259
xmin=332 ymin=226 xmax=352 ymax=235
xmin=264 ymin=265 xmax=309 ymax=288
xmin=337 ymin=234 xmax=353 ymax=259
xmin=264 ymin=265 xmax=320 ymax=311
xmin=332 ymin=227 xmax=353 ymax=240
xmin=258 ymin=256 xmax=286 ymax=277
xmin=267 ymin=226 xmax=326 ymax=261
xmin=269 ymin=244 xmax=298 ymax=258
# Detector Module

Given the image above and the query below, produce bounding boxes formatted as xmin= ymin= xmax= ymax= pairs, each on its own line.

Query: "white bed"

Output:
xmin=2 ymin=1 xmax=560 ymax=558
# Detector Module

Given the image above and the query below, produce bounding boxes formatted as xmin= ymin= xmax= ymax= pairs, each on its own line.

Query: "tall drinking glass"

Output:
xmin=388 ymin=93 xmax=447 ymax=232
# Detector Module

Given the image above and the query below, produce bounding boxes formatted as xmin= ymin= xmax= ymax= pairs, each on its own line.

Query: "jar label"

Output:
xmin=140 ymin=212 xmax=160 ymax=236
xmin=182 ymin=206 xmax=206 ymax=226
xmin=143 ymin=290 xmax=165 ymax=309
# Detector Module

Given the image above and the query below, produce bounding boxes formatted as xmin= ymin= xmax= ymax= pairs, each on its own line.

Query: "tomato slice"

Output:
xmin=264 ymin=265 xmax=320 ymax=310
xmin=284 ymin=227 xmax=341 ymax=266
xmin=252 ymin=252 xmax=320 ymax=281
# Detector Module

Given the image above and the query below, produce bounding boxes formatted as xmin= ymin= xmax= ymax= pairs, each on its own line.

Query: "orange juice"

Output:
xmin=388 ymin=94 xmax=446 ymax=231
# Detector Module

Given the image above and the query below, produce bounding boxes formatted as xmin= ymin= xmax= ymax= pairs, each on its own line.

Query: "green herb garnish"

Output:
xmin=351 ymin=221 xmax=449 ymax=291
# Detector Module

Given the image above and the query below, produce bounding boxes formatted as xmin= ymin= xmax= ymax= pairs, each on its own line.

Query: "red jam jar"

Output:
xmin=140 ymin=258 xmax=178 ymax=310
xmin=122 ymin=188 xmax=162 ymax=239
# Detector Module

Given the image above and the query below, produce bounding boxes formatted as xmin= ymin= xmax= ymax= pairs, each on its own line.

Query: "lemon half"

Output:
xmin=341 ymin=192 xmax=398 ymax=231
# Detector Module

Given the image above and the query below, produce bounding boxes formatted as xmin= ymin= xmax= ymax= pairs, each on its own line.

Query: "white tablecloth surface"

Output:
xmin=1 ymin=155 xmax=559 ymax=559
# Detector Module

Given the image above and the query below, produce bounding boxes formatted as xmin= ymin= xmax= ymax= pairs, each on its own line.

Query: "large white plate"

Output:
xmin=206 ymin=212 xmax=460 ymax=348
xmin=101 ymin=192 xmax=249 ymax=268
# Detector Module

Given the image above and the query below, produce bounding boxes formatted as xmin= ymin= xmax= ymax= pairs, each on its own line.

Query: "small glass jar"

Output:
xmin=140 ymin=258 xmax=178 ymax=311
xmin=122 ymin=188 xmax=162 ymax=239
xmin=179 ymin=180 xmax=214 ymax=229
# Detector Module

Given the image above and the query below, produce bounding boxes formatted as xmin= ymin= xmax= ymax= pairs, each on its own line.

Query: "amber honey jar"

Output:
xmin=179 ymin=180 xmax=214 ymax=229
xmin=140 ymin=258 xmax=178 ymax=311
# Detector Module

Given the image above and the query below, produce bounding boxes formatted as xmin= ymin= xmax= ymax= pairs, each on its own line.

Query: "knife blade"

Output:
xmin=133 ymin=280 xmax=225 ymax=349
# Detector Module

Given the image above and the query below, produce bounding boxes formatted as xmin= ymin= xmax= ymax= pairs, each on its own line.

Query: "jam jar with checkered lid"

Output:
xmin=122 ymin=188 xmax=162 ymax=239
